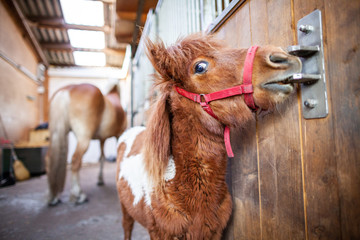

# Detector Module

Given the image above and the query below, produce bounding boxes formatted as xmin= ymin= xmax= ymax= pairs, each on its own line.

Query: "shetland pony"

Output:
xmin=116 ymin=34 xmax=301 ymax=239
xmin=47 ymin=83 xmax=127 ymax=206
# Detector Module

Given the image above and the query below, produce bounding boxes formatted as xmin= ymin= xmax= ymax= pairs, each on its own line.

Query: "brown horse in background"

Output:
xmin=47 ymin=83 xmax=127 ymax=206
xmin=116 ymin=34 xmax=301 ymax=239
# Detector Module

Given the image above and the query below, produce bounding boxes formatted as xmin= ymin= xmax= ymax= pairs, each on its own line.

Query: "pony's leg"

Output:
xmin=70 ymin=171 xmax=87 ymax=204
xmin=70 ymin=140 xmax=89 ymax=204
xmin=97 ymin=140 xmax=105 ymax=186
xmin=121 ymin=203 xmax=134 ymax=240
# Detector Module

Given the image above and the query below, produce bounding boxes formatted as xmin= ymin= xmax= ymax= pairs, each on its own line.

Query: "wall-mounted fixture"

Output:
xmin=287 ymin=10 xmax=328 ymax=119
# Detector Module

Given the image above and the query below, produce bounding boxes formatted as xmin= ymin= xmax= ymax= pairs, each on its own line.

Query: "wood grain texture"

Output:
xmin=324 ymin=0 xmax=360 ymax=238
xmin=295 ymin=1 xmax=360 ymax=239
xmin=256 ymin=0 xmax=305 ymax=239
xmin=249 ymin=0 xmax=269 ymax=46
xmin=215 ymin=3 xmax=261 ymax=240
xmin=231 ymin=123 xmax=260 ymax=240
xmin=216 ymin=2 xmax=251 ymax=49
xmin=214 ymin=0 xmax=360 ymax=239
xmin=293 ymin=1 xmax=344 ymax=239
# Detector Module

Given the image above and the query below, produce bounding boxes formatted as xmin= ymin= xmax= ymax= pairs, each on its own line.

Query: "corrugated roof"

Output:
xmin=9 ymin=0 xmax=125 ymax=67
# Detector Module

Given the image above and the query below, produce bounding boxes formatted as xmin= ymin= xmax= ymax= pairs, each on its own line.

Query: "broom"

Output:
xmin=0 ymin=114 xmax=30 ymax=181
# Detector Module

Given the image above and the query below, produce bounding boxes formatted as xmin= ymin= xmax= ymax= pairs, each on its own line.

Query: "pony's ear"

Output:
xmin=145 ymin=38 xmax=171 ymax=80
xmin=143 ymin=90 xmax=171 ymax=189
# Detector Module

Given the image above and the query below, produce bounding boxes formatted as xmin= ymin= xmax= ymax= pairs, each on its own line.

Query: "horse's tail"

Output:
xmin=46 ymin=89 xmax=70 ymax=202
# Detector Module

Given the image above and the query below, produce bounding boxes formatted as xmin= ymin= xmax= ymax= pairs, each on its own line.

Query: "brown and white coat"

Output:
xmin=116 ymin=33 xmax=301 ymax=239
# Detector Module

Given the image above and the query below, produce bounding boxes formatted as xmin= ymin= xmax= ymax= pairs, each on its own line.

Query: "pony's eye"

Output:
xmin=194 ymin=61 xmax=209 ymax=74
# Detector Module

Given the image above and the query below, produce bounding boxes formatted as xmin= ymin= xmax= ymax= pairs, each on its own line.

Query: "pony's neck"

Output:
xmin=170 ymin=113 xmax=228 ymax=200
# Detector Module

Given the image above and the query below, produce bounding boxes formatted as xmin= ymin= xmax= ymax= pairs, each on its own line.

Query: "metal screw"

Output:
xmin=299 ymin=25 xmax=314 ymax=34
xmin=304 ymin=99 xmax=318 ymax=108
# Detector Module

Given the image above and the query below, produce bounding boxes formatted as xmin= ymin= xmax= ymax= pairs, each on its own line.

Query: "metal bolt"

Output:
xmin=299 ymin=25 xmax=314 ymax=34
xmin=304 ymin=99 xmax=318 ymax=108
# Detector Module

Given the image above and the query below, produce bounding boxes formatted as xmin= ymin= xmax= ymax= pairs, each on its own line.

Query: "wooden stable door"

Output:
xmin=213 ymin=0 xmax=360 ymax=239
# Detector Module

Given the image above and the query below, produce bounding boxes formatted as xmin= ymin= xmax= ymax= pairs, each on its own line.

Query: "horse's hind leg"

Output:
xmin=121 ymin=203 xmax=134 ymax=240
xmin=97 ymin=140 xmax=105 ymax=186
xmin=70 ymin=139 xmax=90 ymax=204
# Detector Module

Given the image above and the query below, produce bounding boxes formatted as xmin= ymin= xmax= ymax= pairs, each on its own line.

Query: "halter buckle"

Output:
xmin=199 ymin=94 xmax=207 ymax=104
xmin=199 ymin=95 xmax=209 ymax=109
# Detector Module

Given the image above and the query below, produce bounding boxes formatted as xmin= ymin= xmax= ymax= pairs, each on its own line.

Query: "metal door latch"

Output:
xmin=287 ymin=45 xmax=319 ymax=57
xmin=287 ymin=10 xmax=328 ymax=119
xmin=285 ymin=73 xmax=320 ymax=84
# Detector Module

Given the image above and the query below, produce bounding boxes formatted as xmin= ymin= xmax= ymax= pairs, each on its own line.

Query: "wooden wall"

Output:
xmin=214 ymin=0 xmax=360 ymax=239
xmin=0 ymin=1 xmax=41 ymax=142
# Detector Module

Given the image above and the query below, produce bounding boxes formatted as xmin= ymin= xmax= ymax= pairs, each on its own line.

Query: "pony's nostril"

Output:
xmin=269 ymin=55 xmax=288 ymax=64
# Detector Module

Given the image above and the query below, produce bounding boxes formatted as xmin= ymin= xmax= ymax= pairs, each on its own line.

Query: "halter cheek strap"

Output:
xmin=175 ymin=46 xmax=259 ymax=157
xmin=243 ymin=46 xmax=259 ymax=110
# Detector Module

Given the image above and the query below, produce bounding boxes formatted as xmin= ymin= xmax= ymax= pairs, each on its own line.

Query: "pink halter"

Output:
xmin=175 ymin=46 xmax=259 ymax=157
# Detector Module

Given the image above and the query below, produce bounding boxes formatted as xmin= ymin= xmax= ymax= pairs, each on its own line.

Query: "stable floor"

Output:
xmin=0 ymin=162 xmax=149 ymax=240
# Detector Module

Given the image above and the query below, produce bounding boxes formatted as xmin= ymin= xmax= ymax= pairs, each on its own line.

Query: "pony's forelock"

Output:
xmin=146 ymin=34 xmax=225 ymax=85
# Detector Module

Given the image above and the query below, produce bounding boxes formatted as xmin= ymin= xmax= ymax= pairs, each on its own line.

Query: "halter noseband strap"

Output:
xmin=175 ymin=46 xmax=259 ymax=157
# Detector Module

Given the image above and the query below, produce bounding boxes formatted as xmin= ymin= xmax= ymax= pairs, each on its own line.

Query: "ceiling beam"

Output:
xmin=48 ymin=62 xmax=75 ymax=67
xmin=27 ymin=16 xmax=64 ymax=25
xmin=115 ymin=33 xmax=133 ymax=43
xmin=41 ymin=42 xmax=126 ymax=55
xmin=27 ymin=17 xmax=112 ymax=33
xmin=116 ymin=11 xmax=147 ymax=23
xmin=115 ymin=33 xmax=133 ymax=38
xmin=7 ymin=0 xmax=49 ymax=66
xmin=40 ymin=42 xmax=72 ymax=50
xmin=103 ymin=48 xmax=126 ymax=55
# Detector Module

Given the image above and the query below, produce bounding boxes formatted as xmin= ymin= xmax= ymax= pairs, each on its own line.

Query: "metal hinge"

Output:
xmin=287 ymin=10 xmax=328 ymax=119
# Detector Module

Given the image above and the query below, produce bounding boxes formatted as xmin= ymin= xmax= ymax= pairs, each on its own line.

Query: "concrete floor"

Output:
xmin=0 ymin=162 xmax=149 ymax=240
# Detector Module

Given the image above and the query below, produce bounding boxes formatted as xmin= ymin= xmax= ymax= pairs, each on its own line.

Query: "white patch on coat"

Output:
xmin=164 ymin=156 xmax=176 ymax=181
xmin=118 ymin=127 xmax=177 ymax=207
xmin=70 ymin=172 xmax=81 ymax=196
xmin=119 ymin=153 xmax=152 ymax=206
xmin=118 ymin=126 xmax=150 ymax=206
xmin=117 ymin=126 xmax=146 ymax=154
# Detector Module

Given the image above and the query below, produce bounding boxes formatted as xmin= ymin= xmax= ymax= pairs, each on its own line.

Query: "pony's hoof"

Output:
xmin=97 ymin=180 xmax=104 ymax=186
xmin=75 ymin=193 xmax=88 ymax=205
xmin=48 ymin=198 xmax=62 ymax=207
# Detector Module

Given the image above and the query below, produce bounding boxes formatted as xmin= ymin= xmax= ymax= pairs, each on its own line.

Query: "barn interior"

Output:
xmin=1 ymin=0 xmax=359 ymax=239
xmin=0 ymin=0 xmax=157 ymax=238
xmin=1 ymin=0 xmax=228 ymax=238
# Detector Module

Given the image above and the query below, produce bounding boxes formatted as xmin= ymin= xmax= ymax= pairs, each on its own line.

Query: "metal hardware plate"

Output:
xmin=290 ymin=10 xmax=328 ymax=119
